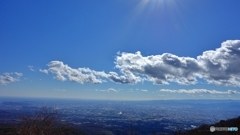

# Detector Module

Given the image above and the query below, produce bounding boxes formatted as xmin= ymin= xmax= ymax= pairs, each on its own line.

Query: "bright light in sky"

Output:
xmin=132 ymin=0 xmax=175 ymax=15
xmin=1 ymin=0 xmax=240 ymax=100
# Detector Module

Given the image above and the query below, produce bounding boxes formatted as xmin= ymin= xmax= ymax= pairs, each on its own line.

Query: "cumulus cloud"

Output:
xmin=41 ymin=40 xmax=240 ymax=86
xmin=41 ymin=61 xmax=141 ymax=84
xmin=0 ymin=72 xmax=23 ymax=85
xmin=44 ymin=61 xmax=107 ymax=84
xmin=160 ymin=89 xmax=240 ymax=94
xmin=108 ymin=71 xmax=142 ymax=84
xmin=115 ymin=51 xmax=200 ymax=85
xmin=197 ymin=40 xmax=240 ymax=86
xmin=115 ymin=40 xmax=240 ymax=86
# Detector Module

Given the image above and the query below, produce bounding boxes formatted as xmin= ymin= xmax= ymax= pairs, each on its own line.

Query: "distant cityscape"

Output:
xmin=1 ymin=97 xmax=240 ymax=134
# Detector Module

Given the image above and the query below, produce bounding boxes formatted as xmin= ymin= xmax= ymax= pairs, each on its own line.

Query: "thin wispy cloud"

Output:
xmin=96 ymin=88 xmax=118 ymax=93
xmin=108 ymin=88 xmax=118 ymax=93
xmin=54 ymin=89 xmax=66 ymax=92
xmin=0 ymin=72 xmax=23 ymax=85
xmin=160 ymin=89 xmax=240 ymax=94
xmin=41 ymin=40 xmax=240 ymax=87
xmin=141 ymin=89 xmax=148 ymax=92
xmin=28 ymin=66 xmax=35 ymax=71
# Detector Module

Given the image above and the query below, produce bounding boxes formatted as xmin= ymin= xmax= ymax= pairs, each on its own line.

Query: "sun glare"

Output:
xmin=131 ymin=0 xmax=176 ymax=16
xmin=127 ymin=0 xmax=177 ymax=23
xmin=138 ymin=0 xmax=170 ymax=9
xmin=114 ymin=0 xmax=180 ymax=45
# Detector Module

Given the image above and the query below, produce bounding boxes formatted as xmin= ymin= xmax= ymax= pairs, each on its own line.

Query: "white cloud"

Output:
xmin=115 ymin=40 xmax=240 ymax=86
xmin=197 ymin=40 xmax=240 ymax=86
xmin=115 ymin=51 xmax=200 ymax=85
xmin=14 ymin=72 xmax=22 ymax=77
xmin=107 ymin=71 xmax=142 ymax=84
xmin=97 ymin=88 xmax=118 ymax=93
xmin=0 ymin=72 xmax=23 ymax=85
xmin=41 ymin=40 xmax=240 ymax=87
xmin=41 ymin=61 xmax=141 ymax=84
xmin=39 ymin=69 xmax=48 ymax=74
xmin=44 ymin=61 xmax=106 ymax=84
xmin=141 ymin=89 xmax=148 ymax=92
xmin=28 ymin=66 xmax=35 ymax=71
xmin=108 ymin=88 xmax=118 ymax=92
xmin=160 ymin=89 xmax=240 ymax=94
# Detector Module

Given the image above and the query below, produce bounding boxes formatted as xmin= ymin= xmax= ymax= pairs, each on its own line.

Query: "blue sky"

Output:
xmin=1 ymin=0 xmax=240 ymax=100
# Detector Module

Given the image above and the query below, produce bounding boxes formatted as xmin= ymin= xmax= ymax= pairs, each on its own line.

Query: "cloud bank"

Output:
xmin=41 ymin=40 xmax=240 ymax=87
xmin=0 ymin=72 xmax=23 ymax=85
xmin=115 ymin=40 xmax=240 ymax=86
xmin=160 ymin=89 xmax=240 ymax=94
